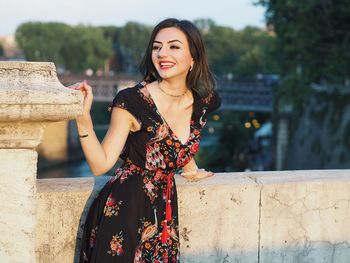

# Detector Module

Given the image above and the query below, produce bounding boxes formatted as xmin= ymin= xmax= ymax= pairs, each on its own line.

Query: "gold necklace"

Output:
xmin=158 ymin=80 xmax=188 ymax=98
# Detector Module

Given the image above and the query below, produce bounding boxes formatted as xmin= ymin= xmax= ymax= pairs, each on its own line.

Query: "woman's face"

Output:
xmin=152 ymin=27 xmax=194 ymax=81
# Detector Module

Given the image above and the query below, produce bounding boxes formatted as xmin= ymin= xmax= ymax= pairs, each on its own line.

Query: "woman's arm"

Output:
xmin=70 ymin=81 xmax=135 ymax=176
xmin=76 ymin=108 xmax=133 ymax=176
xmin=181 ymin=158 xmax=214 ymax=181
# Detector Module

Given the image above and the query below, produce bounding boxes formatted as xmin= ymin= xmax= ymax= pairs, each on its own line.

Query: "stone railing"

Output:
xmin=1 ymin=62 xmax=350 ymax=263
xmin=36 ymin=170 xmax=350 ymax=263
xmin=0 ymin=61 xmax=83 ymax=262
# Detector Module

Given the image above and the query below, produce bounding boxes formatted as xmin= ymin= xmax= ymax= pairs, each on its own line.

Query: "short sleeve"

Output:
xmin=107 ymin=87 xmax=142 ymax=126
xmin=201 ymin=90 xmax=221 ymax=114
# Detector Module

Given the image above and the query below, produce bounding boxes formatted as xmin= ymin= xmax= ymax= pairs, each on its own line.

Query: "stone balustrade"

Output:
xmin=0 ymin=61 xmax=82 ymax=262
xmin=36 ymin=170 xmax=350 ymax=263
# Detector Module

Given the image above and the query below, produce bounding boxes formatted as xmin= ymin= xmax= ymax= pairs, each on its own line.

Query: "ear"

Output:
xmin=190 ymin=60 xmax=194 ymax=71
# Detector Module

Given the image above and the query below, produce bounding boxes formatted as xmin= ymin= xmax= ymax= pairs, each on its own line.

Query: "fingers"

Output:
xmin=181 ymin=170 xmax=214 ymax=182
xmin=67 ymin=82 xmax=83 ymax=90
xmin=83 ymin=80 xmax=93 ymax=95
xmin=67 ymin=80 xmax=92 ymax=92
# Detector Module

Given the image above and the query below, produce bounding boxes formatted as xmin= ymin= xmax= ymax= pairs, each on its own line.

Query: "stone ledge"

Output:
xmin=0 ymin=61 xmax=82 ymax=122
xmin=36 ymin=169 xmax=350 ymax=191
xmin=36 ymin=170 xmax=350 ymax=263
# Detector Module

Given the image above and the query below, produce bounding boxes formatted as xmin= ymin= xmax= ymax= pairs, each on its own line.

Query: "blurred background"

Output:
xmin=1 ymin=0 xmax=349 ymax=178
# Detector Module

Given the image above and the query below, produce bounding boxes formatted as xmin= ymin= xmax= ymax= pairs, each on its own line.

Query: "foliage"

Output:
xmin=256 ymin=0 xmax=350 ymax=84
xmin=194 ymin=19 xmax=279 ymax=77
xmin=117 ymin=22 xmax=152 ymax=73
xmin=195 ymin=18 xmax=280 ymax=77
xmin=16 ymin=22 xmax=112 ymax=72
xmin=14 ymin=19 xmax=279 ymax=77
xmin=61 ymin=26 xmax=112 ymax=72
xmin=255 ymin=0 xmax=350 ymax=121
xmin=16 ymin=22 xmax=70 ymax=64
xmin=234 ymin=26 xmax=280 ymax=76
xmin=255 ymin=0 xmax=350 ymax=169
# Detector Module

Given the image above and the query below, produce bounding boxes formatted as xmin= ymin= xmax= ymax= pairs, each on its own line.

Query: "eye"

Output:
xmin=152 ymin=45 xmax=161 ymax=50
xmin=170 ymin=45 xmax=180 ymax=49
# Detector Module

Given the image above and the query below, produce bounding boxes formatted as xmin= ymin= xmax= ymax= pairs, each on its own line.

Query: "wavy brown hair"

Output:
xmin=139 ymin=18 xmax=216 ymax=97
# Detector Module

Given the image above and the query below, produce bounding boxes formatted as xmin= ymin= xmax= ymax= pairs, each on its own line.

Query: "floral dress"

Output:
xmin=79 ymin=81 xmax=221 ymax=262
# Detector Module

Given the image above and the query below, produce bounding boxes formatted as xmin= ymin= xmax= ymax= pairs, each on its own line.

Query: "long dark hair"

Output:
xmin=139 ymin=18 xmax=216 ymax=97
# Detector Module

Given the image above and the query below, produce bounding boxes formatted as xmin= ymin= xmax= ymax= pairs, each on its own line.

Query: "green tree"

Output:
xmin=256 ymin=0 xmax=350 ymax=169
xmin=256 ymin=0 xmax=350 ymax=84
xmin=16 ymin=22 xmax=113 ymax=73
xmin=118 ymin=22 xmax=151 ymax=73
xmin=203 ymin=25 xmax=240 ymax=75
xmin=99 ymin=26 xmax=123 ymax=71
xmin=234 ymin=26 xmax=280 ymax=76
xmin=201 ymin=23 xmax=279 ymax=78
xmin=15 ymin=22 xmax=70 ymax=63
xmin=61 ymin=26 xmax=112 ymax=72
xmin=193 ymin=18 xmax=216 ymax=34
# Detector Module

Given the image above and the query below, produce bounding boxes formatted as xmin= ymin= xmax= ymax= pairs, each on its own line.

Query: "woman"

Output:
xmin=71 ymin=18 xmax=221 ymax=262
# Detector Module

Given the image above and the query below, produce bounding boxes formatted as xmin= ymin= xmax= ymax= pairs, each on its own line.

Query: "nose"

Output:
xmin=157 ymin=46 xmax=167 ymax=58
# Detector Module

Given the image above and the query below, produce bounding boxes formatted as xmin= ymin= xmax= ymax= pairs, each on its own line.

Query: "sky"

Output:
xmin=0 ymin=0 xmax=266 ymax=36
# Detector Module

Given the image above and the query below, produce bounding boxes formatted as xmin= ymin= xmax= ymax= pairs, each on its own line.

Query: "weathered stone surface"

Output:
xmin=36 ymin=177 xmax=110 ymax=263
xmin=254 ymin=170 xmax=350 ymax=263
xmin=0 ymin=149 xmax=37 ymax=263
xmin=177 ymin=173 xmax=260 ymax=263
xmin=0 ymin=61 xmax=82 ymax=122
xmin=0 ymin=122 xmax=47 ymax=148
xmin=0 ymin=61 xmax=83 ymax=263
xmin=35 ymin=170 xmax=350 ymax=263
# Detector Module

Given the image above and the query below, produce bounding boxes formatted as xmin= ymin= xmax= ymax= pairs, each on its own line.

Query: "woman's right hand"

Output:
xmin=67 ymin=80 xmax=94 ymax=119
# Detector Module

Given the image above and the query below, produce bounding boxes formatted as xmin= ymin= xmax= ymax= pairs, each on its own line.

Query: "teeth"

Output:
xmin=160 ymin=62 xmax=175 ymax=67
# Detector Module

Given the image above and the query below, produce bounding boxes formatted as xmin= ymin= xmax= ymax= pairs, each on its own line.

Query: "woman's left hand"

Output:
xmin=181 ymin=168 xmax=214 ymax=182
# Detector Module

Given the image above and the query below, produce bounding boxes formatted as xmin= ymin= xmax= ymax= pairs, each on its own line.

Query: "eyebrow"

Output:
xmin=153 ymin=40 xmax=183 ymax=45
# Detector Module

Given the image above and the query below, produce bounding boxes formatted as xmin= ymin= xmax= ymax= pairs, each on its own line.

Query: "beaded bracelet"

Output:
xmin=79 ymin=134 xmax=89 ymax=138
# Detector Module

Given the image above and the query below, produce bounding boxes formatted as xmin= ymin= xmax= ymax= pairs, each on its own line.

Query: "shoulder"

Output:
xmin=108 ymin=82 xmax=145 ymax=113
xmin=112 ymin=82 xmax=146 ymax=103
xmin=200 ymin=90 xmax=221 ymax=113
xmin=116 ymin=82 xmax=143 ymax=97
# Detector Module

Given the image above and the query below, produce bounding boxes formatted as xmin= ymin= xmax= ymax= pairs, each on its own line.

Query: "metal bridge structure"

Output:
xmin=217 ymin=81 xmax=274 ymax=112
xmin=61 ymin=78 xmax=275 ymax=112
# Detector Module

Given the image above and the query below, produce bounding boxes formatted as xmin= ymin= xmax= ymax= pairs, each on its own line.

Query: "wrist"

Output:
xmin=181 ymin=167 xmax=199 ymax=177
xmin=76 ymin=112 xmax=91 ymax=123
xmin=76 ymin=114 xmax=92 ymax=127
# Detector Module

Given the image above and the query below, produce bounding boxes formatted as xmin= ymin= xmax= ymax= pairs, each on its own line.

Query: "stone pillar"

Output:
xmin=0 ymin=62 xmax=82 ymax=262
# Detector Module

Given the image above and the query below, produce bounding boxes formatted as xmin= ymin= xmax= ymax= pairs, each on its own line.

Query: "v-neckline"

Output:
xmin=144 ymin=83 xmax=194 ymax=146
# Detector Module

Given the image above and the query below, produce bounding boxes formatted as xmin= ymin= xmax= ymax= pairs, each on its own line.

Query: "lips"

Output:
xmin=159 ymin=61 xmax=175 ymax=70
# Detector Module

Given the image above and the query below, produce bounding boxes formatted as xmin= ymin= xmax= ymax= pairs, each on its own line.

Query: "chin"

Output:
xmin=157 ymin=73 xmax=172 ymax=80
xmin=157 ymin=71 xmax=187 ymax=81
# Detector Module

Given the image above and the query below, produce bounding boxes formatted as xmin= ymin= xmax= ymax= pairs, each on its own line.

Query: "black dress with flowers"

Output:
xmin=79 ymin=82 xmax=221 ymax=262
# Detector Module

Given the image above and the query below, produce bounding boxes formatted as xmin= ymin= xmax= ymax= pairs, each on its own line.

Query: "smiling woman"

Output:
xmin=71 ymin=18 xmax=221 ymax=262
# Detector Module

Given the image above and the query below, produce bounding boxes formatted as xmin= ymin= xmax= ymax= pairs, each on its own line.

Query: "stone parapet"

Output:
xmin=0 ymin=61 xmax=82 ymax=262
xmin=36 ymin=170 xmax=350 ymax=263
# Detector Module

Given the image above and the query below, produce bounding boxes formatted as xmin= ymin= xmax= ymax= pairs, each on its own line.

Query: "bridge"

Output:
xmin=61 ymin=78 xmax=275 ymax=112
xmin=218 ymin=81 xmax=274 ymax=112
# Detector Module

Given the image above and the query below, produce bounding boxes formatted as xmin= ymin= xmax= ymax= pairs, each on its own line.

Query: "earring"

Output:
xmin=189 ymin=65 xmax=193 ymax=72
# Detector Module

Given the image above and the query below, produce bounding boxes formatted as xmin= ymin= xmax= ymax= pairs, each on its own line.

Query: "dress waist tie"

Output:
xmin=161 ymin=172 xmax=173 ymax=244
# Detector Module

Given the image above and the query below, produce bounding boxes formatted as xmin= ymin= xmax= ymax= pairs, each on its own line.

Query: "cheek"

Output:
xmin=178 ymin=51 xmax=192 ymax=65
xmin=178 ymin=55 xmax=192 ymax=68
xmin=151 ymin=52 xmax=158 ymax=66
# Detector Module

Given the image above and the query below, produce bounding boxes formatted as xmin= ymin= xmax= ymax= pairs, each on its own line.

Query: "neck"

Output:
xmin=159 ymin=79 xmax=188 ymax=98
